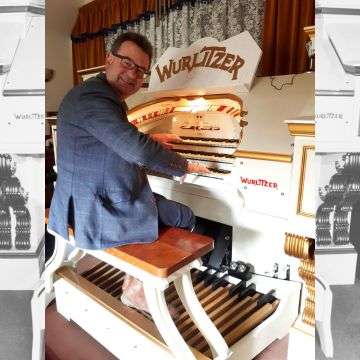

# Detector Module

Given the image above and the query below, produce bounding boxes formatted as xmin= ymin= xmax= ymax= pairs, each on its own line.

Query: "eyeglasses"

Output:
xmin=111 ymin=52 xmax=150 ymax=78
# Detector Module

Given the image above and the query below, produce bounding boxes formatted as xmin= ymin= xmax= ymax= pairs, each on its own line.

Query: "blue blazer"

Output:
xmin=48 ymin=73 xmax=187 ymax=250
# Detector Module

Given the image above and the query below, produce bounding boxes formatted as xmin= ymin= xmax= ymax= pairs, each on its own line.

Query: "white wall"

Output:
xmin=46 ymin=0 xmax=94 ymax=112
xmin=240 ymin=72 xmax=315 ymax=154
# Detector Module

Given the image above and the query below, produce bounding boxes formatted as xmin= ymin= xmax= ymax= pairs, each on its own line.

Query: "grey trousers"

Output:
xmin=153 ymin=193 xmax=195 ymax=231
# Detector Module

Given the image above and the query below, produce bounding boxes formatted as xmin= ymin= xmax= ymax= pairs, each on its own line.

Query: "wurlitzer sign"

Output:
xmin=240 ymin=176 xmax=279 ymax=189
xmin=149 ymin=31 xmax=262 ymax=94
xmin=155 ymin=46 xmax=245 ymax=82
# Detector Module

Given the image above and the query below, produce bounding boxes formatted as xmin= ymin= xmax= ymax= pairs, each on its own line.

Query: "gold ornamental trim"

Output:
xmin=297 ymin=145 xmax=315 ymax=218
xmin=285 ymin=229 xmax=315 ymax=327
xmin=299 ymin=259 xmax=315 ymax=281
xmin=287 ymin=123 xmax=315 ymax=137
xmin=304 ymin=26 xmax=315 ymax=41
xmin=234 ymin=150 xmax=292 ymax=163
xmin=284 ymin=232 xmax=314 ymax=260
xmin=303 ymin=298 xmax=315 ymax=326
xmin=299 ymin=259 xmax=315 ymax=327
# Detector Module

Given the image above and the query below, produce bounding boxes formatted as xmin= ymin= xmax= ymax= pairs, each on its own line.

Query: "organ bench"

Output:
xmin=35 ymin=210 xmax=283 ymax=360
xmin=41 ymin=210 xmax=235 ymax=360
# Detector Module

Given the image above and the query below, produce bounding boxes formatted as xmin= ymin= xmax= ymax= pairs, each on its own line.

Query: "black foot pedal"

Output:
xmin=204 ymin=269 xmax=223 ymax=287
xmin=195 ymin=268 xmax=213 ymax=284
xmin=238 ymin=283 xmax=256 ymax=300
xmin=229 ymin=280 xmax=246 ymax=296
xmin=256 ymin=289 xmax=276 ymax=309
xmin=211 ymin=273 xmax=228 ymax=290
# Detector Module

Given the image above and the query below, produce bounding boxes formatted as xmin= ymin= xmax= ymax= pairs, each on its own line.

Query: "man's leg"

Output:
xmin=154 ymin=193 xmax=196 ymax=231
xmin=121 ymin=193 xmax=196 ymax=317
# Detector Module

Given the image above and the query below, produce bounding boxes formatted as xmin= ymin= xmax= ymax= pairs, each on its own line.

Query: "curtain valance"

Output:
xmin=71 ymin=0 xmax=314 ymax=82
xmin=71 ymin=0 xmax=213 ymax=42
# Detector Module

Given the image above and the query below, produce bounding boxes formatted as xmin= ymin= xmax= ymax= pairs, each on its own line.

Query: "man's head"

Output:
xmin=105 ymin=32 xmax=152 ymax=99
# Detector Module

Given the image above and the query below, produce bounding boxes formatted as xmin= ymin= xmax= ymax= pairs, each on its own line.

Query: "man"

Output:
xmin=48 ymin=32 xmax=208 ymax=313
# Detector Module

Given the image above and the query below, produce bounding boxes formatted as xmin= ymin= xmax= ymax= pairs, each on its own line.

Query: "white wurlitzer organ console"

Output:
xmin=316 ymin=0 xmax=360 ymax=152
xmin=41 ymin=32 xmax=318 ymax=360
xmin=0 ymin=0 xmax=45 ymax=154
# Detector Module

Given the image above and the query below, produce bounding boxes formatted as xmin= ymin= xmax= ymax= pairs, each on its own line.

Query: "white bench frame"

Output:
xmin=31 ymin=231 xmax=231 ymax=360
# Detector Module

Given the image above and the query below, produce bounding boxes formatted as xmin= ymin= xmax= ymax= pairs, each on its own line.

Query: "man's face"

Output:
xmin=105 ymin=40 xmax=150 ymax=99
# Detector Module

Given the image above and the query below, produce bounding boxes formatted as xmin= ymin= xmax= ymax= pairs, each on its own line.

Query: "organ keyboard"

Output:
xmin=128 ymin=94 xmax=243 ymax=181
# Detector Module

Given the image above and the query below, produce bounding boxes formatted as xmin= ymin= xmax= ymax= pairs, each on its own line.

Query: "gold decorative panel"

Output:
xmin=284 ymin=232 xmax=315 ymax=326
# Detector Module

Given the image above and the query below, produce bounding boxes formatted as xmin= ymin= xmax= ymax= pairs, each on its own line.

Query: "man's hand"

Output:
xmin=150 ymin=133 xmax=182 ymax=149
xmin=187 ymin=162 xmax=210 ymax=174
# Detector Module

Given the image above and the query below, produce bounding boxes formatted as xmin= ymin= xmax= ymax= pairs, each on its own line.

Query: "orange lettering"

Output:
xmin=220 ymin=53 xmax=235 ymax=71
xmin=181 ymin=56 xmax=192 ymax=71
xmin=200 ymin=46 xmax=226 ymax=66
xmin=172 ymin=59 xmax=182 ymax=74
xmin=155 ymin=62 xmax=172 ymax=83
xmin=193 ymin=51 xmax=208 ymax=68
xmin=209 ymin=51 xmax=226 ymax=69
xmin=229 ymin=55 xmax=245 ymax=80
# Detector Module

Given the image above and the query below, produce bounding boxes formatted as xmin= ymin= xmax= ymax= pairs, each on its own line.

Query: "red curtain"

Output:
xmin=71 ymin=0 xmax=315 ymax=83
xmin=71 ymin=0 xmax=174 ymax=83
xmin=72 ymin=37 xmax=105 ymax=84
xmin=259 ymin=0 xmax=315 ymax=76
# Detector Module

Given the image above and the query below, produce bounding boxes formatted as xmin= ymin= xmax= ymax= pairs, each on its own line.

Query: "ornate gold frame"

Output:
xmin=287 ymin=123 xmax=315 ymax=137
xmin=297 ymin=145 xmax=315 ymax=217
xmin=234 ymin=150 xmax=292 ymax=163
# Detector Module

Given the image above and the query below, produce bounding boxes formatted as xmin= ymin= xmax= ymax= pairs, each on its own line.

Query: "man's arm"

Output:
xmin=150 ymin=133 xmax=210 ymax=174
xmin=76 ymin=82 xmax=188 ymax=177
xmin=149 ymin=133 xmax=181 ymax=149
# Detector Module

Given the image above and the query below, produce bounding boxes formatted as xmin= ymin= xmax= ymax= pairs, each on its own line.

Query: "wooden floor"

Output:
xmin=45 ymin=255 xmax=117 ymax=360
xmin=46 ymin=301 xmax=117 ymax=360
